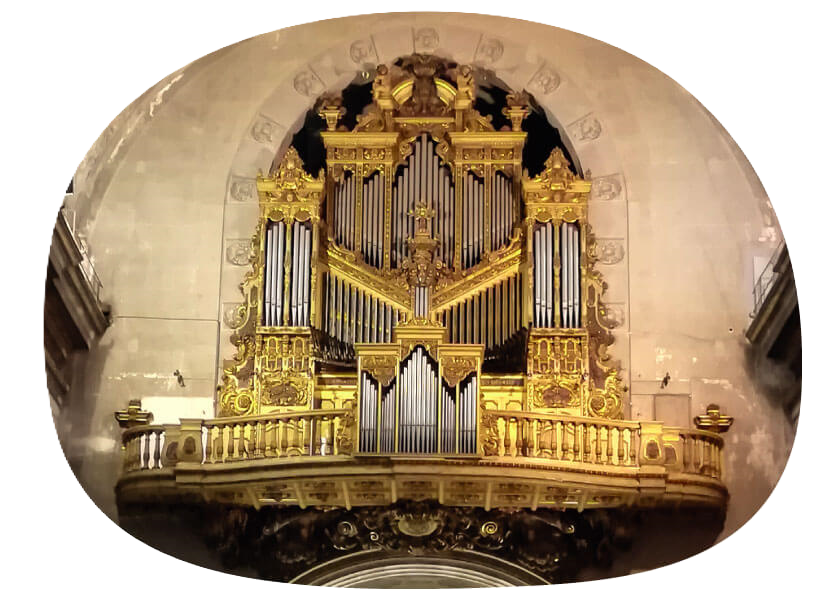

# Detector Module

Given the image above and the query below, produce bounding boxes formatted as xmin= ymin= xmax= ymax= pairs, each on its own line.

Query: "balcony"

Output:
xmin=116 ymin=404 xmax=726 ymax=512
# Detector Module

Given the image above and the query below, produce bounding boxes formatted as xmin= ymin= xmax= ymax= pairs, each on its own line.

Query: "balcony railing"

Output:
xmin=751 ymin=241 xmax=786 ymax=318
xmin=118 ymin=406 xmax=726 ymax=511
xmin=58 ymin=205 xmax=104 ymax=303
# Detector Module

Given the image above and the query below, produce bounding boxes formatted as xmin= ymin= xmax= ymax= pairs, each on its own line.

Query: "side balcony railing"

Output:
xmin=121 ymin=409 xmax=352 ymax=474
xmin=120 ymin=407 xmax=725 ymax=484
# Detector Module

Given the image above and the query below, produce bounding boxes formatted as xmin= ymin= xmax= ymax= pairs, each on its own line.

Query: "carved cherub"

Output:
xmin=399 ymin=54 xmax=448 ymax=115
xmin=372 ymin=64 xmax=391 ymax=100
xmin=457 ymin=65 xmax=475 ymax=102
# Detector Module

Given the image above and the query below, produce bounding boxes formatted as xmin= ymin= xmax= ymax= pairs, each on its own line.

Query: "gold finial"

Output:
xmin=409 ymin=201 xmax=435 ymax=235
xmin=502 ymin=91 xmax=530 ymax=132
xmin=318 ymin=96 xmax=346 ymax=132
xmin=114 ymin=399 xmax=153 ymax=429
xmin=694 ymin=404 xmax=734 ymax=434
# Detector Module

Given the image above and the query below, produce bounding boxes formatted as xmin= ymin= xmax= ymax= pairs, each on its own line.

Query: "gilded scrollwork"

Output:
xmin=335 ymin=402 xmax=356 ymax=454
xmin=480 ymin=400 xmax=500 ymax=456
xmin=260 ymin=374 xmax=309 ymax=407
xmin=360 ymin=355 xmax=397 ymax=387
xmin=588 ymin=370 xmax=625 ymax=419
xmin=258 ymin=147 xmax=324 ymax=224
xmin=441 ymin=356 xmax=478 ymax=388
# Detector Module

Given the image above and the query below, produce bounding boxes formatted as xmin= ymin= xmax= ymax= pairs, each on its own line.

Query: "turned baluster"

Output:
xmin=124 ymin=437 xmax=133 ymax=471
xmin=600 ymin=426 xmax=608 ymax=464
xmin=503 ymin=418 xmax=512 ymax=457
xmin=213 ymin=425 xmax=223 ymax=462
xmin=588 ymin=425 xmax=597 ymax=464
xmin=282 ymin=418 xmax=291 ymax=455
xmin=549 ymin=421 xmax=557 ymax=458
xmin=702 ymin=436 xmax=711 ymax=475
xmin=141 ymin=433 xmax=151 ymax=469
xmin=318 ymin=416 xmax=328 ymax=456
xmin=226 ymin=424 xmax=236 ymax=460
xmin=256 ymin=420 xmax=265 ymax=458
xmin=260 ymin=420 xmax=271 ymax=458
xmin=711 ymin=439 xmax=717 ymax=477
xmin=527 ymin=418 xmax=536 ymax=457
xmin=704 ymin=439 xmax=712 ymax=477
xmin=205 ymin=426 xmax=214 ymax=463
xmin=514 ymin=419 xmax=524 ymax=458
xmin=630 ymin=429 xmax=637 ymax=465
xmin=573 ymin=424 xmax=581 ymax=462
xmin=617 ymin=428 xmax=625 ymax=465
xmin=606 ymin=425 xmax=616 ymax=465
xmin=303 ymin=418 xmax=311 ymax=455
xmin=240 ymin=423 xmax=249 ymax=459
xmin=327 ymin=417 xmax=336 ymax=456
xmin=247 ymin=420 xmax=257 ymax=458
xmin=256 ymin=419 xmax=264 ymax=458
xmin=534 ymin=420 xmax=544 ymax=457
xmin=682 ymin=435 xmax=691 ymax=472
xmin=560 ymin=422 xmax=569 ymax=461
xmin=153 ymin=431 xmax=163 ymax=468
xmin=272 ymin=418 xmax=281 ymax=457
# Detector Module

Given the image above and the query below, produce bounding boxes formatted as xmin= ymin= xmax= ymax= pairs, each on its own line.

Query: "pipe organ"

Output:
xmin=219 ymin=54 xmax=626 ymax=457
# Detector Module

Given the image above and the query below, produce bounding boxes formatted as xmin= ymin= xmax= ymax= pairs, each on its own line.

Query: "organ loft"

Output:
xmin=116 ymin=54 xmax=733 ymax=585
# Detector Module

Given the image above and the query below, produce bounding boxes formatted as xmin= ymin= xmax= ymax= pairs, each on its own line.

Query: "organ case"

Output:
xmin=218 ymin=54 xmax=626 ymax=452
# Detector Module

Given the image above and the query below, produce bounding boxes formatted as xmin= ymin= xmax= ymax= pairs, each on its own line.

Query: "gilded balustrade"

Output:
xmin=482 ymin=410 xmax=639 ymax=468
xmin=119 ymin=409 xmax=725 ymax=490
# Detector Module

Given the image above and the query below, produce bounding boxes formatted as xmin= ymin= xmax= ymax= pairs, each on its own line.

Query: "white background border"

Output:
xmin=2 ymin=1 xmax=816 ymax=598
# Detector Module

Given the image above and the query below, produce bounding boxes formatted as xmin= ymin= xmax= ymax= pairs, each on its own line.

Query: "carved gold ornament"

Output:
xmin=441 ymin=356 xmax=478 ymax=388
xmin=360 ymin=355 xmax=397 ymax=386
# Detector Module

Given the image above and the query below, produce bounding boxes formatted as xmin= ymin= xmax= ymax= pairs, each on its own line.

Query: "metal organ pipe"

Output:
xmin=292 ymin=222 xmax=301 ymax=326
xmin=546 ymin=222 xmax=553 ymax=327
xmin=263 ymin=221 xmax=288 ymax=327
xmin=264 ymin=223 xmax=273 ymax=326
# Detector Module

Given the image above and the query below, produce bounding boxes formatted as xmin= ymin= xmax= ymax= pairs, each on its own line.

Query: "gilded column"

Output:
xmin=454 ymin=163 xmax=463 ymax=274
xmin=354 ymin=162 xmax=364 ymax=253
xmin=483 ymin=160 xmax=491 ymax=257
xmin=383 ymin=161 xmax=393 ymax=270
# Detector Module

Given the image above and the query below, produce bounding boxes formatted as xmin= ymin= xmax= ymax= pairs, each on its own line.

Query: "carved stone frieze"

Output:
xmin=250 ymin=115 xmax=284 ymax=146
xmin=349 ymin=37 xmax=378 ymax=65
xmin=228 ymin=175 xmax=256 ymax=203
xmin=223 ymin=302 xmax=247 ymax=329
xmin=226 ymin=239 xmax=253 ymax=266
xmin=568 ymin=113 xmax=602 ymax=142
xmin=590 ymin=238 xmax=625 ymax=265
xmin=475 ymin=36 xmax=504 ymax=64
xmin=293 ymin=68 xmax=325 ymax=98
xmin=528 ymin=63 xmax=561 ymax=95
xmin=600 ymin=303 xmax=626 ymax=329
xmin=590 ymin=174 xmax=624 ymax=202
xmin=413 ymin=27 xmax=439 ymax=52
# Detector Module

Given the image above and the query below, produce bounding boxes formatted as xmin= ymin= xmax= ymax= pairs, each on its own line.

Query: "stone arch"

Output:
xmin=218 ymin=20 xmax=631 ymax=368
